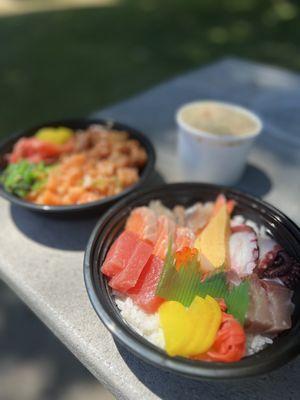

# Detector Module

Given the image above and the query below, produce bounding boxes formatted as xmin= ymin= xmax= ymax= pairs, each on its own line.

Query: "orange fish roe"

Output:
xmin=174 ymin=246 xmax=198 ymax=270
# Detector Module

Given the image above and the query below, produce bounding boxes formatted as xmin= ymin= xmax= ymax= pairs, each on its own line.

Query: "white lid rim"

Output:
xmin=176 ymin=100 xmax=263 ymax=143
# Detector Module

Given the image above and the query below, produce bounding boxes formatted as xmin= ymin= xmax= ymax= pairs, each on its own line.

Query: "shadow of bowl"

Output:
xmin=235 ymin=163 xmax=272 ymax=198
xmin=10 ymin=170 xmax=165 ymax=251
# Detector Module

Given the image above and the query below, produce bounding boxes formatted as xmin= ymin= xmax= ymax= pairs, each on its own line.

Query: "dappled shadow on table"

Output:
xmin=10 ymin=205 xmax=99 ymax=251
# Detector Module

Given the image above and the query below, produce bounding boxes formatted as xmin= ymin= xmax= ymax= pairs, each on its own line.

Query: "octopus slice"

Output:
xmin=257 ymin=237 xmax=282 ymax=270
xmin=257 ymin=245 xmax=300 ymax=289
xmin=229 ymin=225 xmax=259 ymax=277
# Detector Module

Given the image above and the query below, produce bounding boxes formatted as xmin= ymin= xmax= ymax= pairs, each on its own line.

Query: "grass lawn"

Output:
xmin=0 ymin=0 xmax=299 ymax=137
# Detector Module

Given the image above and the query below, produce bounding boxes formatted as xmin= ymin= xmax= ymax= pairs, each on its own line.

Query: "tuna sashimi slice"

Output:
xmin=101 ymin=231 xmax=139 ymax=278
xmin=129 ymin=255 xmax=164 ymax=313
xmin=125 ymin=206 xmax=158 ymax=244
xmin=109 ymin=239 xmax=153 ymax=292
xmin=153 ymin=215 xmax=176 ymax=260
xmin=229 ymin=225 xmax=259 ymax=277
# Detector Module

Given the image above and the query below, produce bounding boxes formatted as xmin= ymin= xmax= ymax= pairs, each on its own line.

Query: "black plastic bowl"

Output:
xmin=84 ymin=183 xmax=300 ymax=379
xmin=0 ymin=118 xmax=155 ymax=214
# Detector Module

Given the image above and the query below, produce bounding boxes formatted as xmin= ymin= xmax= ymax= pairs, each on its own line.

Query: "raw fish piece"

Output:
xmin=229 ymin=225 xmax=259 ymax=277
xmin=212 ymin=194 xmax=236 ymax=218
xmin=149 ymin=200 xmax=175 ymax=220
xmin=266 ymin=280 xmax=294 ymax=333
xmin=245 ymin=276 xmax=273 ymax=333
xmin=174 ymin=227 xmax=195 ymax=252
xmin=101 ymin=231 xmax=139 ymax=277
xmin=129 ymin=255 xmax=164 ymax=313
xmin=185 ymin=202 xmax=214 ymax=233
xmin=245 ymin=275 xmax=294 ymax=334
xmin=173 ymin=205 xmax=186 ymax=226
xmin=125 ymin=206 xmax=158 ymax=244
xmin=153 ymin=215 xmax=176 ymax=260
xmin=109 ymin=239 xmax=153 ymax=292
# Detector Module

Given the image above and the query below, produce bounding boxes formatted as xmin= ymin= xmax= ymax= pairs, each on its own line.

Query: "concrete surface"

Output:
xmin=0 ymin=282 xmax=114 ymax=400
xmin=0 ymin=58 xmax=300 ymax=400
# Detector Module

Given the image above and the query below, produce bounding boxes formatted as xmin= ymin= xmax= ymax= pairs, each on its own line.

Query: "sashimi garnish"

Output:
xmin=156 ymin=242 xmax=250 ymax=325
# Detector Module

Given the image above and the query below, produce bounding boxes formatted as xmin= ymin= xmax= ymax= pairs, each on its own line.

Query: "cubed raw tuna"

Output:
xmin=109 ymin=239 xmax=153 ymax=292
xmin=101 ymin=231 xmax=139 ymax=278
xmin=129 ymin=255 xmax=164 ymax=313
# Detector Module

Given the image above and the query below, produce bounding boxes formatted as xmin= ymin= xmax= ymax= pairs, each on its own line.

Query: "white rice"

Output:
xmin=115 ymin=295 xmax=165 ymax=349
xmin=246 ymin=334 xmax=273 ymax=355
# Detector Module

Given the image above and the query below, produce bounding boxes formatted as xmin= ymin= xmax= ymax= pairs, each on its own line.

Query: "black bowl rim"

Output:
xmin=83 ymin=183 xmax=300 ymax=380
xmin=0 ymin=118 xmax=156 ymax=214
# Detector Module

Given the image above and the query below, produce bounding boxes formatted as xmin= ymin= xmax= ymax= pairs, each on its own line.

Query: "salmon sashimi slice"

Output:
xmin=153 ymin=215 xmax=176 ymax=260
xmin=109 ymin=239 xmax=153 ymax=292
xmin=101 ymin=231 xmax=139 ymax=278
xmin=174 ymin=227 xmax=195 ymax=252
xmin=129 ymin=255 xmax=164 ymax=313
xmin=125 ymin=206 xmax=158 ymax=244
xmin=212 ymin=194 xmax=236 ymax=218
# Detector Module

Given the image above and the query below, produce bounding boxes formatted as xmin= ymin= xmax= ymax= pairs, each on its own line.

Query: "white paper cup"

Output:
xmin=176 ymin=101 xmax=262 ymax=185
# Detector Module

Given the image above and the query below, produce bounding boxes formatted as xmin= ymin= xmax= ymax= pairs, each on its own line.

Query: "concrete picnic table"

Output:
xmin=0 ymin=58 xmax=300 ymax=400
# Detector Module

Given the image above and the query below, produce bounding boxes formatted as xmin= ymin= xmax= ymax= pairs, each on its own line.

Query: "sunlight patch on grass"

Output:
xmin=0 ymin=0 xmax=117 ymax=16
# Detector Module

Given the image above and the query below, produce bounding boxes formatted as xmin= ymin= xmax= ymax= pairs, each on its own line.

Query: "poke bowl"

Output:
xmin=0 ymin=118 xmax=155 ymax=214
xmin=84 ymin=183 xmax=300 ymax=379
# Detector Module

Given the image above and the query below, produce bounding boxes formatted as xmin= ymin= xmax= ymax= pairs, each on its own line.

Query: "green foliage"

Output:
xmin=0 ymin=0 xmax=299 ymax=137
